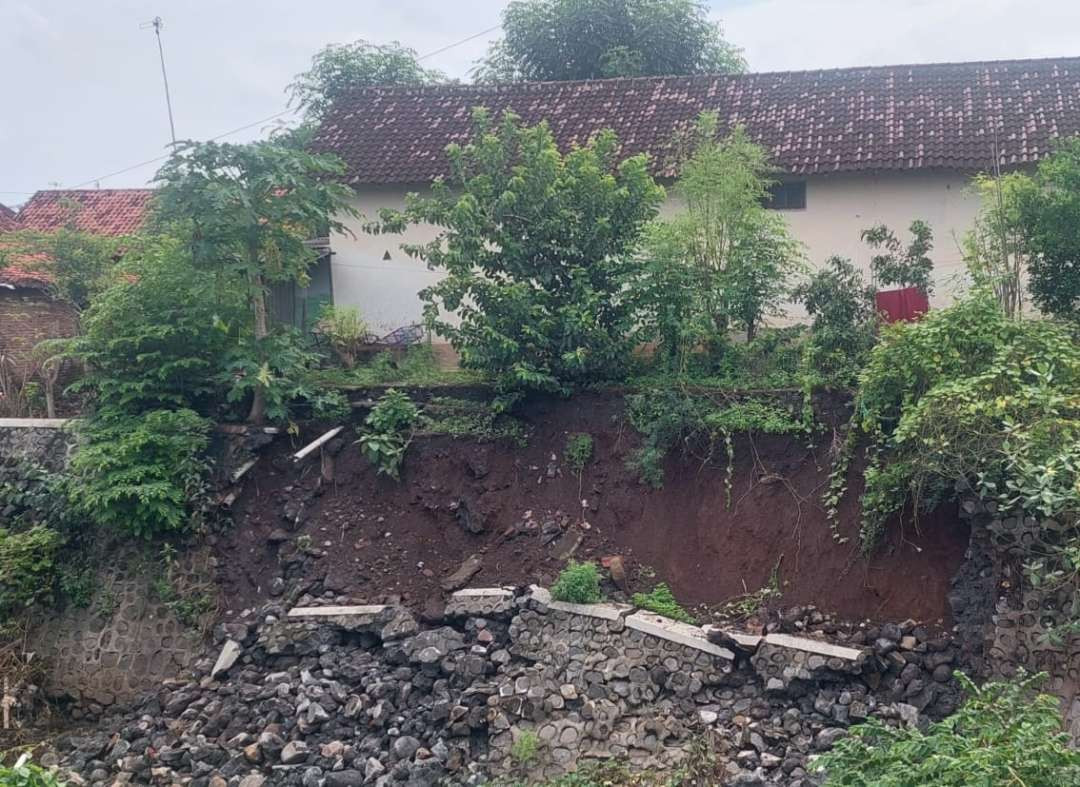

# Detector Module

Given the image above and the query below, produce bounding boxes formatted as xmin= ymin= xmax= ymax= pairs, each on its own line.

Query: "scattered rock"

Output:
xmin=441 ymin=554 xmax=483 ymax=591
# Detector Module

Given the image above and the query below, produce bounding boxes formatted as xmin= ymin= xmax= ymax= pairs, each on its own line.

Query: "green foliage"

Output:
xmin=626 ymin=389 xmax=808 ymax=489
xmin=473 ymin=0 xmax=744 ymax=82
xmin=814 ymin=671 xmax=1080 ymax=786
xmin=1018 ymin=136 xmax=1080 ymax=322
xmin=718 ymin=557 xmax=782 ymax=620
xmin=420 ymin=397 xmax=529 ymax=446
xmin=0 ymin=225 xmax=127 ymax=310
xmin=855 ymin=294 xmax=1080 ymax=551
xmin=154 ymin=139 xmax=357 ymax=423
xmin=288 ymin=40 xmax=444 ymax=122
xmin=376 ymin=109 xmax=664 ymax=393
xmin=962 ymin=172 xmax=1033 ymax=319
xmin=68 ymin=238 xmax=244 ymax=412
xmin=67 ymin=408 xmax=212 ymax=538
xmin=564 ymin=433 xmax=594 ymax=476
xmin=357 ymin=389 xmax=419 ymax=479
xmin=510 ymin=730 xmax=540 ymax=766
xmin=0 ymin=756 xmax=65 ymax=787
xmin=0 ymin=526 xmax=61 ymax=621
xmin=632 ymin=583 xmax=694 ymax=623
xmin=316 ymin=305 xmax=369 ymax=369
xmin=550 ymin=560 xmax=603 ymax=604
xmin=793 ymin=256 xmax=877 ymax=386
xmin=861 ymin=220 xmax=935 ymax=295
xmin=633 ymin=119 xmax=803 ymax=364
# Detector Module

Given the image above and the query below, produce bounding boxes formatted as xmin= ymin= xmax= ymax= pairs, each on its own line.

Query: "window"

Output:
xmin=764 ymin=181 xmax=806 ymax=210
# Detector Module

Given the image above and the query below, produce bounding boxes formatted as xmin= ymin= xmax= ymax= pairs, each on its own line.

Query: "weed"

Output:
xmin=295 ymin=534 xmax=313 ymax=551
xmin=357 ymin=389 xmax=419 ymax=479
xmin=421 ymin=397 xmax=529 ymax=446
xmin=717 ymin=556 xmax=782 ymax=620
xmin=550 ymin=561 xmax=603 ymax=604
xmin=564 ymin=433 xmax=594 ymax=476
xmin=632 ymin=583 xmax=695 ymax=624
xmin=510 ymin=730 xmax=540 ymax=766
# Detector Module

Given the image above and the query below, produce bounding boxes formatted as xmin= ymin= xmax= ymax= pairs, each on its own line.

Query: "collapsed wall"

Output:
xmin=50 ymin=586 xmax=964 ymax=786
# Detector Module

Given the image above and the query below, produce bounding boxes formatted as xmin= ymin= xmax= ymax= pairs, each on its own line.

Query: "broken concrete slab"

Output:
xmin=626 ymin=612 xmax=735 ymax=660
xmin=548 ymin=600 xmax=633 ymax=621
xmin=441 ymin=554 xmax=483 ymax=592
xmin=287 ymin=605 xmax=387 ymax=618
xmin=763 ymin=633 xmax=863 ymax=662
xmin=211 ymin=639 xmax=243 ymax=679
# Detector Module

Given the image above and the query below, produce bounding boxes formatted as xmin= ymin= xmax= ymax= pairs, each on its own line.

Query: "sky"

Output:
xmin=2 ymin=0 xmax=1079 ymax=204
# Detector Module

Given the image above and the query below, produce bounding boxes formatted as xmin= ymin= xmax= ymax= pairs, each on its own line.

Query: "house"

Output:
xmin=0 ymin=189 xmax=155 ymax=382
xmin=0 ymin=203 xmax=18 ymax=233
xmin=311 ymin=55 xmax=1080 ymax=336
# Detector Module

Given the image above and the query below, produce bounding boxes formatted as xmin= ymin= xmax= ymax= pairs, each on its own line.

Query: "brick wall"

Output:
xmin=0 ymin=288 xmax=78 ymax=374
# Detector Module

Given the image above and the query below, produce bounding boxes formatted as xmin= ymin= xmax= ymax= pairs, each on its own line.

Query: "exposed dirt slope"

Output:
xmin=219 ymin=392 xmax=967 ymax=625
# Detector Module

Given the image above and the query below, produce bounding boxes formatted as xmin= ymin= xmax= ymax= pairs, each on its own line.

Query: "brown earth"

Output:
xmin=218 ymin=392 xmax=968 ymax=625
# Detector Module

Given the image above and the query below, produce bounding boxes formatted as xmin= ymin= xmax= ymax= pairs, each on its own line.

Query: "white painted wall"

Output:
xmin=330 ymin=170 xmax=984 ymax=336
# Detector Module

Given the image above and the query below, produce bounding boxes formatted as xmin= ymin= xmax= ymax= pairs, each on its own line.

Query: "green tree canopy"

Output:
xmin=288 ymin=40 xmax=445 ymax=122
xmin=473 ymin=0 xmax=745 ymax=82
xmin=375 ymin=108 xmax=665 ymax=392
xmin=153 ymin=140 xmax=356 ymax=422
xmin=1019 ymin=136 xmax=1080 ymax=321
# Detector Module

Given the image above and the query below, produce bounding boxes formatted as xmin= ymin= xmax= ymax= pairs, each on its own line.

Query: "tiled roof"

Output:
xmin=0 ymin=203 xmax=17 ymax=232
xmin=312 ymin=56 xmax=1080 ymax=183
xmin=16 ymin=189 xmax=155 ymax=236
xmin=0 ymin=263 xmax=53 ymax=290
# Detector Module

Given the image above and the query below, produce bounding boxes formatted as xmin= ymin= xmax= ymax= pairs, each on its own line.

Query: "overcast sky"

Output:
xmin=2 ymin=0 xmax=1078 ymax=204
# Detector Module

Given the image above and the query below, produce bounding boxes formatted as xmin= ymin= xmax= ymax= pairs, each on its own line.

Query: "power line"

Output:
xmin=58 ymin=23 xmax=501 ymax=191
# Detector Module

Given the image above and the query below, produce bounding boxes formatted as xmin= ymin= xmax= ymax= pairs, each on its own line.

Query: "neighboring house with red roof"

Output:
xmin=0 ymin=189 xmax=155 ymax=386
xmin=0 ymin=203 xmax=18 ymax=233
xmin=311 ymin=55 xmax=1080 ymax=333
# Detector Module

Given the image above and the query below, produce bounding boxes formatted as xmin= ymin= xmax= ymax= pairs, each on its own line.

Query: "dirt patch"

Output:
xmin=218 ymin=392 xmax=968 ymax=625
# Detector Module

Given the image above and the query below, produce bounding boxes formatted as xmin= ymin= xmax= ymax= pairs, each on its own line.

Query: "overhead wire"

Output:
xmin=29 ymin=22 xmax=503 ymax=192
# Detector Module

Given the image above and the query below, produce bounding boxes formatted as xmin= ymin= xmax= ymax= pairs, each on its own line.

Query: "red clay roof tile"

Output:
xmin=0 ymin=203 xmax=17 ymax=232
xmin=16 ymin=189 xmax=155 ymax=236
xmin=312 ymin=56 xmax=1080 ymax=183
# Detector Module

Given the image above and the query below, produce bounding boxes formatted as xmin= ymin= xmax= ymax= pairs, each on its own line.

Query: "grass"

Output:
xmin=308 ymin=345 xmax=485 ymax=389
xmin=631 ymin=583 xmax=695 ymax=624
xmin=550 ymin=561 xmax=603 ymax=604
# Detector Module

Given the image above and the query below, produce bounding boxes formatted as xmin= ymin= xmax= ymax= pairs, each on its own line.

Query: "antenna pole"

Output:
xmin=149 ymin=17 xmax=177 ymax=145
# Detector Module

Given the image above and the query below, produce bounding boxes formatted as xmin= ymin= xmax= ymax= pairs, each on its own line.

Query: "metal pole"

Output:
xmin=151 ymin=17 xmax=177 ymax=145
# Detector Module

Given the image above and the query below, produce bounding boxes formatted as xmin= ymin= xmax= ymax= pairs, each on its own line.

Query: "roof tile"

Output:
xmin=313 ymin=57 xmax=1080 ymax=183
xmin=15 ymin=189 xmax=154 ymax=236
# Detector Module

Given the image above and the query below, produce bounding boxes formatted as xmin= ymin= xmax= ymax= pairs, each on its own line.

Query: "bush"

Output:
xmin=564 ymin=433 xmax=593 ymax=476
xmin=0 ymin=756 xmax=65 ymax=787
xmin=67 ymin=408 xmax=212 ymax=538
xmin=550 ymin=561 xmax=603 ymax=604
xmin=632 ymin=583 xmax=694 ymax=623
xmin=814 ymin=672 xmax=1080 ymax=786
xmin=376 ymin=108 xmax=664 ymax=392
xmin=793 ymin=256 xmax=877 ymax=386
xmin=357 ymin=389 xmax=419 ymax=479
xmin=1018 ymin=137 xmax=1080 ymax=322
xmin=316 ymin=304 xmax=369 ymax=368
xmin=861 ymin=220 xmax=935 ymax=295
xmin=0 ymin=525 xmax=61 ymax=621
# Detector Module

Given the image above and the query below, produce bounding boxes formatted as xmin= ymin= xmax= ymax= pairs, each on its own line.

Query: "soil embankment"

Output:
xmin=220 ymin=392 xmax=967 ymax=625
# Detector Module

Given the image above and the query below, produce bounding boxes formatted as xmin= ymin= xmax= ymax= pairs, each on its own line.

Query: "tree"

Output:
xmin=153 ymin=140 xmax=357 ymax=422
xmin=861 ymin=220 xmax=935 ymax=295
xmin=375 ymin=109 xmax=664 ymax=392
xmin=288 ymin=40 xmax=444 ymax=123
xmin=962 ymin=172 xmax=1034 ymax=319
xmin=472 ymin=0 xmax=744 ymax=82
xmin=1018 ymin=137 xmax=1080 ymax=322
xmin=634 ymin=116 xmax=802 ymax=360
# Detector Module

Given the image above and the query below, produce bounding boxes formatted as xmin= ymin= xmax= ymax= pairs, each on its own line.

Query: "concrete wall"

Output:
xmin=329 ymin=170 xmax=983 ymax=337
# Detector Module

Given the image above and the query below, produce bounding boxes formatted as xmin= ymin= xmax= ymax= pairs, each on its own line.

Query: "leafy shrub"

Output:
xmin=564 ymin=433 xmax=593 ymax=476
xmin=0 ymin=525 xmax=61 ymax=621
xmin=550 ymin=561 xmax=603 ymax=604
xmin=813 ymin=672 xmax=1080 ymax=786
xmin=420 ymin=397 xmax=528 ymax=446
xmin=67 ymin=408 xmax=212 ymax=538
xmin=69 ymin=239 xmax=244 ymax=412
xmin=861 ymin=220 xmax=935 ymax=295
xmin=1018 ymin=136 xmax=1080 ymax=322
xmin=962 ymin=172 xmax=1032 ymax=318
xmin=626 ymin=390 xmax=807 ymax=489
xmin=0 ymin=755 xmax=65 ymax=787
xmin=632 ymin=583 xmax=694 ymax=623
xmin=357 ymin=389 xmax=419 ymax=479
xmin=510 ymin=730 xmax=539 ymax=766
xmin=376 ymin=108 xmax=664 ymax=392
xmin=316 ymin=304 xmax=369 ymax=368
xmin=793 ymin=256 xmax=877 ymax=386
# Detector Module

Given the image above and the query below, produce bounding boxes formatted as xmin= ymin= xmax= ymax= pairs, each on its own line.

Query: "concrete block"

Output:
xmin=451 ymin=587 xmax=515 ymax=599
xmin=763 ymin=633 xmax=863 ymax=661
xmin=548 ymin=600 xmax=632 ymax=621
xmin=626 ymin=612 xmax=734 ymax=660
xmin=287 ymin=605 xmax=387 ymax=619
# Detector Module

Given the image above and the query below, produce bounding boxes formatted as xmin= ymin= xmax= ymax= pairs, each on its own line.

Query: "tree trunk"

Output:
xmin=247 ymin=266 xmax=269 ymax=425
